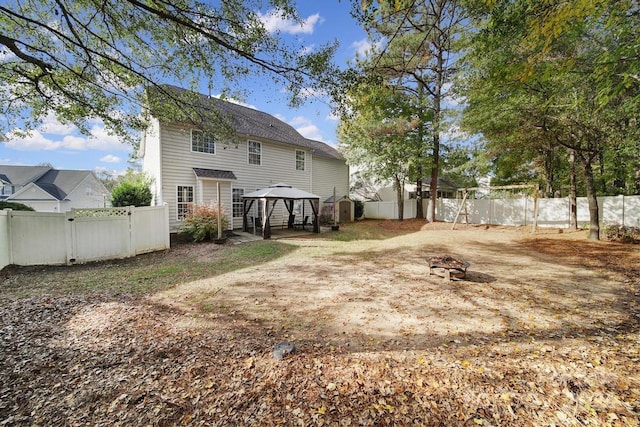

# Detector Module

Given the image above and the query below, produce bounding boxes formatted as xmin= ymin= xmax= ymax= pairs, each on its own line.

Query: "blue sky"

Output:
xmin=0 ymin=1 xmax=368 ymax=177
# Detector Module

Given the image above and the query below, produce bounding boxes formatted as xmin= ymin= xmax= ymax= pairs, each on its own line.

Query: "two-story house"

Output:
xmin=0 ymin=165 xmax=109 ymax=212
xmin=139 ymin=85 xmax=350 ymax=232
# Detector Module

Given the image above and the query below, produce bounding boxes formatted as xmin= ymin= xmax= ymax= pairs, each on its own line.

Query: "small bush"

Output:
xmin=319 ymin=205 xmax=334 ymax=225
xmin=180 ymin=203 xmax=229 ymax=242
xmin=354 ymin=200 xmax=364 ymax=219
xmin=111 ymin=173 xmax=153 ymax=207
xmin=603 ymin=223 xmax=640 ymax=243
xmin=111 ymin=181 xmax=152 ymax=207
xmin=0 ymin=201 xmax=35 ymax=211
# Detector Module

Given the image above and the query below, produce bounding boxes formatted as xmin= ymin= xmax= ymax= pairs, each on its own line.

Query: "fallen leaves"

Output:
xmin=1 ymin=227 xmax=639 ymax=425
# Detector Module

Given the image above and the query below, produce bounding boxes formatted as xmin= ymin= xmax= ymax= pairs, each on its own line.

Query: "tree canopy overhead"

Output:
xmin=0 ymin=0 xmax=338 ymax=144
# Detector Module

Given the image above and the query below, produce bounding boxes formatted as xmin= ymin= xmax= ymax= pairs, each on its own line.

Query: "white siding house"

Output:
xmin=0 ymin=165 xmax=109 ymax=212
xmin=140 ymin=85 xmax=349 ymax=232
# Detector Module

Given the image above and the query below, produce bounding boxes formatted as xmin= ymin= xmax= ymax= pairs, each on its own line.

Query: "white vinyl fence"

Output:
xmin=0 ymin=205 xmax=170 ymax=270
xmin=365 ymin=195 xmax=640 ymax=228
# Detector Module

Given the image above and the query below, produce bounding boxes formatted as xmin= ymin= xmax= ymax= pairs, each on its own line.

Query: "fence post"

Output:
xmin=2 ymin=209 xmax=14 ymax=267
xmin=65 ymin=210 xmax=76 ymax=264
xmin=128 ymin=206 xmax=136 ymax=257
xmin=163 ymin=204 xmax=171 ymax=249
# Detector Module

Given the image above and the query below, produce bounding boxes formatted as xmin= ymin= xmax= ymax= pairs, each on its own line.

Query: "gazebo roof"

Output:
xmin=243 ymin=183 xmax=320 ymax=200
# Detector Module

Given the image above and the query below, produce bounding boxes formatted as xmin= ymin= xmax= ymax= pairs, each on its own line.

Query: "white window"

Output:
xmin=232 ymin=188 xmax=244 ymax=218
xmin=177 ymin=185 xmax=194 ymax=220
xmin=248 ymin=141 xmax=261 ymax=165
xmin=191 ymin=129 xmax=215 ymax=154
xmin=1 ymin=184 xmax=12 ymax=196
xmin=296 ymin=150 xmax=305 ymax=171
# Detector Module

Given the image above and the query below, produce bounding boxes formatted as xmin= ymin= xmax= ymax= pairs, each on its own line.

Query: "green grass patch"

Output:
xmin=1 ymin=241 xmax=296 ymax=300
xmin=320 ymin=219 xmax=418 ymax=241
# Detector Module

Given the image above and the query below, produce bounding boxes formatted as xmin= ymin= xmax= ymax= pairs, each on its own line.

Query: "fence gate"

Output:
xmin=66 ymin=207 xmax=134 ymax=264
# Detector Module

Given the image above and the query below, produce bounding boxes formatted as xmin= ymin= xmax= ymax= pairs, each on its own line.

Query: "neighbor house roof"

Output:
xmin=147 ymin=85 xmax=343 ymax=160
xmin=0 ymin=165 xmax=101 ymax=201
xmin=0 ymin=165 xmax=51 ymax=186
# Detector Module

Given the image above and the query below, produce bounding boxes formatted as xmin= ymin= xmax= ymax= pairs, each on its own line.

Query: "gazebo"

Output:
xmin=242 ymin=183 xmax=320 ymax=239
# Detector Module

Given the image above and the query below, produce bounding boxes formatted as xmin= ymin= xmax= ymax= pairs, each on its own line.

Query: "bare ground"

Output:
xmin=1 ymin=221 xmax=639 ymax=426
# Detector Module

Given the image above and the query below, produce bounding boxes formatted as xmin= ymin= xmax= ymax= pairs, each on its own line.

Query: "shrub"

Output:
xmin=354 ymin=200 xmax=364 ymax=219
xmin=111 ymin=174 xmax=153 ymax=207
xmin=319 ymin=205 xmax=334 ymax=225
xmin=180 ymin=203 xmax=229 ymax=242
xmin=0 ymin=201 xmax=35 ymax=211
xmin=603 ymin=223 xmax=640 ymax=243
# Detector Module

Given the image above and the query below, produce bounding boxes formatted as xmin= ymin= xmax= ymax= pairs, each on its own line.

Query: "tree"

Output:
xmin=110 ymin=172 xmax=153 ymax=207
xmin=353 ymin=0 xmax=466 ymax=221
xmin=337 ymin=79 xmax=425 ymax=221
xmin=0 ymin=0 xmax=338 ymax=145
xmin=460 ymin=0 xmax=639 ymax=240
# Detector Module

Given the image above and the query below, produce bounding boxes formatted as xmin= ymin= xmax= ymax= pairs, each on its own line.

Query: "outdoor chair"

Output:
xmin=295 ymin=216 xmax=309 ymax=230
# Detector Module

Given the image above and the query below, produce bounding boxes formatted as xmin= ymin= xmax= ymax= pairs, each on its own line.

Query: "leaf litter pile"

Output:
xmin=1 ymin=223 xmax=639 ymax=426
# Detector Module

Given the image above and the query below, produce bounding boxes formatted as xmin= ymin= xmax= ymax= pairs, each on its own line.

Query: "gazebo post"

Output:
xmin=262 ymin=198 xmax=271 ymax=239
xmin=312 ymin=199 xmax=320 ymax=233
xmin=287 ymin=200 xmax=295 ymax=229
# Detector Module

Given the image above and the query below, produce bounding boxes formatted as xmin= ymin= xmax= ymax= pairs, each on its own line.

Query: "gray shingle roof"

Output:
xmin=192 ymin=168 xmax=237 ymax=180
xmin=0 ymin=165 xmax=95 ymax=201
xmin=0 ymin=165 xmax=51 ymax=186
xmin=149 ymin=85 xmax=343 ymax=160
xmin=36 ymin=169 xmax=93 ymax=199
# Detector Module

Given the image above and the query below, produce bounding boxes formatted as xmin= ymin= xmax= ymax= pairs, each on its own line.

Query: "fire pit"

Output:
xmin=428 ymin=255 xmax=470 ymax=281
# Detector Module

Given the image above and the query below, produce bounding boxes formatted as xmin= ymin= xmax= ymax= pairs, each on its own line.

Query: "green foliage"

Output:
xmin=354 ymin=200 xmax=365 ymax=219
xmin=0 ymin=0 xmax=338 ymax=146
xmin=460 ymin=0 xmax=640 ymax=238
xmin=179 ymin=204 xmax=229 ymax=242
xmin=0 ymin=201 xmax=35 ymax=211
xmin=603 ymin=223 xmax=640 ymax=244
xmin=110 ymin=173 xmax=153 ymax=207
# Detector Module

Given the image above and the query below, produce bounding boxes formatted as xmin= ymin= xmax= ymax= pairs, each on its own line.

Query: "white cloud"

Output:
xmin=86 ymin=124 xmax=130 ymax=151
xmin=4 ymin=119 xmax=130 ymax=152
xmin=351 ymin=38 xmax=385 ymax=58
xmin=100 ymin=154 xmax=122 ymax=163
xmin=40 ymin=114 xmax=75 ymax=136
xmin=213 ymin=94 xmax=257 ymax=110
xmin=352 ymin=38 xmax=373 ymax=56
xmin=326 ymin=110 xmax=340 ymax=121
xmin=94 ymin=166 xmax=127 ymax=178
xmin=258 ymin=9 xmax=323 ymax=35
xmin=289 ymin=116 xmax=324 ymax=141
xmin=4 ymin=129 xmax=61 ymax=151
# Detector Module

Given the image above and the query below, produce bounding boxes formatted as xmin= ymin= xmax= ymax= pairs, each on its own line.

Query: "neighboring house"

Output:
xmin=139 ymin=85 xmax=350 ymax=232
xmin=376 ymin=177 xmax=459 ymax=202
xmin=0 ymin=165 xmax=109 ymax=212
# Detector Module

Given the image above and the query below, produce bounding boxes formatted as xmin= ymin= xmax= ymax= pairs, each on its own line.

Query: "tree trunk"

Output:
xmin=568 ymin=149 xmax=577 ymax=230
xmin=578 ymin=152 xmax=600 ymax=240
xmin=428 ymin=43 xmax=445 ymax=223
xmin=416 ymin=176 xmax=424 ymax=219
xmin=394 ymin=175 xmax=404 ymax=221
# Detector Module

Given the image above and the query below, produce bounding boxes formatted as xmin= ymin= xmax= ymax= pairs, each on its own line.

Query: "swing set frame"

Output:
xmin=451 ymin=183 xmax=540 ymax=234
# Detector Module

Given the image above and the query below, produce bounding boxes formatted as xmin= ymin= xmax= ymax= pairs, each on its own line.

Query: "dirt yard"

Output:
xmin=1 ymin=221 xmax=639 ymax=426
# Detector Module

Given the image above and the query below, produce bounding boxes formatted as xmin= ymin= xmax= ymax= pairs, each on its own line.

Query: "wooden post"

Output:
xmin=333 ymin=187 xmax=337 ymax=226
xmin=452 ymin=190 xmax=469 ymax=230
xmin=216 ymin=182 xmax=222 ymax=239
xmin=532 ymin=184 xmax=539 ymax=235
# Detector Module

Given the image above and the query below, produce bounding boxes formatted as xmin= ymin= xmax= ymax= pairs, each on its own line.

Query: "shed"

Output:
xmin=323 ymin=195 xmax=354 ymax=223
xmin=242 ymin=183 xmax=320 ymax=239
